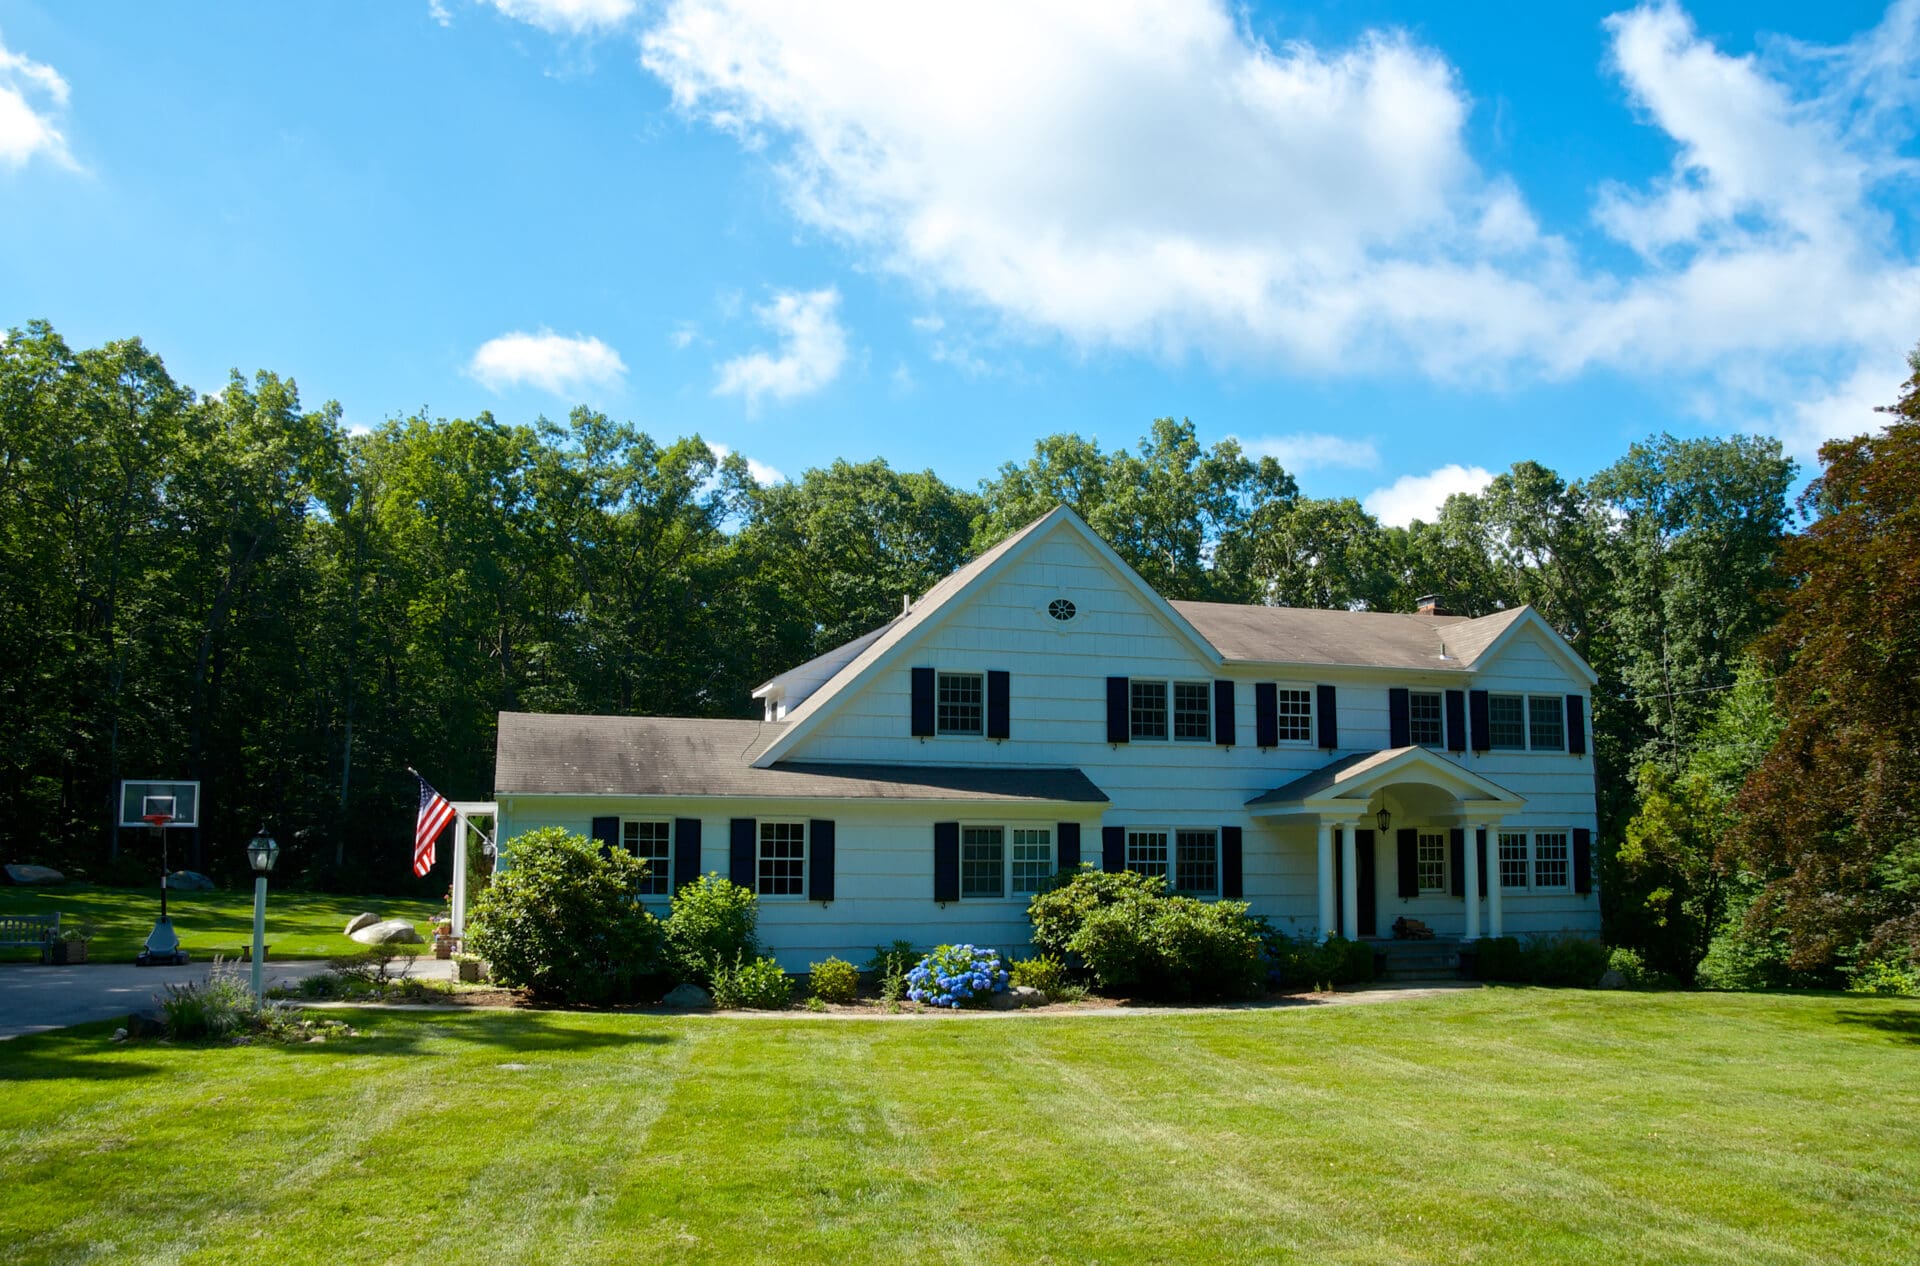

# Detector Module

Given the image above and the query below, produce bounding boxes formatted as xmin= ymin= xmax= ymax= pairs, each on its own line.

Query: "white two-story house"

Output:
xmin=493 ymin=505 xmax=1600 ymax=969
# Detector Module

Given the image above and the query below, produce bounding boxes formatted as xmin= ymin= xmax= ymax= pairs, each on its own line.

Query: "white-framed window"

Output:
xmin=1409 ymin=691 xmax=1444 ymax=746
xmin=1488 ymin=695 xmax=1528 ymax=750
xmin=757 ymin=820 xmax=806 ymax=897
xmin=1495 ymin=829 xmax=1571 ymax=892
xmin=1416 ymin=830 xmax=1447 ymax=894
xmin=1126 ymin=829 xmax=1170 ymax=882
xmin=1175 ymin=829 xmax=1219 ymax=895
xmin=622 ymin=819 xmax=671 ymax=897
xmin=1275 ymin=687 xmax=1313 ymax=743
xmin=1130 ymin=680 xmax=1168 ymax=740
xmin=1011 ymin=828 xmax=1054 ymax=895
xmin=1173 ymin=682 xmax=1212 ymax=741
xmin=962 ymin=825 xmax=1005 ymax=899
xmin=936 ymin=671 xmax=984 ymax=735
xmin=953 ymin=824 xmax=1055 ymax=899
xmin=1528 ymin=696 xmax=1565 ymax=751
xmin=1487 ymin=693 xmax=1567 ymax=752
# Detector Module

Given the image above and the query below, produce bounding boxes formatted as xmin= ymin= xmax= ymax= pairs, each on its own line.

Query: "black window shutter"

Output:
xmin=729 ymin=818 xmax=756 ymax=889
xmin=1469 ymin=690 xmax=1491 ymax=752
xmin=987 ymin=670 xmax=1011 ymax=740
xmin=1397 ymin=829 xmax=1419 ymax=899
xmin=1566 ymin=695 xmax=1587 ymax=756
xmin=672 ymin=818 xmax=701 ymax=894
xmin=1355 ymin=830 xmax=1377 ymax=937
xmin=1476 ymin=828 xmax=1488 ymax=897
xmin=808 ymin=819 xmax=835 ymax=903
xmin=1317 ymin=684 xmax=1338 ymax=749
xmin=1333 ymin=829 xmax=1345 ymax=937
xmin=591 ymin=816 xmax=619 ymax=859
xmin=1214 ymin=680 xmax=1235 ymax=746
xmin=1389 ymin=688 xmax=1411 ymax=748
xmin=1220 ymin=826 xmax=1243 ymax=899
xmin=1106 ymin=677 xmax=1130 ymax=743
xmin=1102 ymin=825 xmax=1125 ymax=873
xmin=911 ymin=667 xmax=936 ymax=737
xmin=1255 ymin=682 xmax=1278 ymax=747
xmin=1445 ymin=690 xmax=1466 ymax=753
xmin=934 ymin=821 xmax=960 ymax=903
xmin=1573 ymin=828 xmax=1594 ymax=894
xmin=1450 ymin=829 xmax=1466 ymax=898
xmin=1057 ymin=822 xmax=1081 ymax=871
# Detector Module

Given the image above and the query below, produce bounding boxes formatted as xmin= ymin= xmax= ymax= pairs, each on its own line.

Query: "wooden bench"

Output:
xmin=0 ymin=912 xmax=61 ymax=963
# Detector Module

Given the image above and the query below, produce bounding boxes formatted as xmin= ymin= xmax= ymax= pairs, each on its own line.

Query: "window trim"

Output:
xmin=1494 ymin=828 xmax=1572 ymax=893
xmin=1123 ymin=825 xmax=1221 ymax=897
xmin=755 ymin=819 xmax=808 ymax=899
xmin=1485 ymin=693 xmax=1568 ymax=753
xmin=1271 ymin=683 xmax=1315 ymax=745
xmin=951 ymin=821 xmax=1055 ymax=901
xmin=622 ymin=817 xmax=673 ymax=898
xmin=934 ymin=669 xmax=986 ymax=737
xmin=1415 ymin=830 xmax=1448 ymax=895
xmin=1408 ymin=690 xmax=1445 ymax=748
xmin=1130 ymin=678 xmax=1213 ymax=743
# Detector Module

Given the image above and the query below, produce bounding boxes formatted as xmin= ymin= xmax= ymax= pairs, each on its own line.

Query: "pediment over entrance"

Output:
xmin=1245 ymin=745 xmax=1524 ymax=820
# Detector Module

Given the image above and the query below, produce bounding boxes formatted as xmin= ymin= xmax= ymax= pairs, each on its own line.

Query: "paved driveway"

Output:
xmin=0 ymin=957 xmax=457 ymax=1040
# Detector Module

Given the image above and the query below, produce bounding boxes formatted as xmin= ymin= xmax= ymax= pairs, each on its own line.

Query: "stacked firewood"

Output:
xmin=1392 ymin=916 xmax=1435 ymax=940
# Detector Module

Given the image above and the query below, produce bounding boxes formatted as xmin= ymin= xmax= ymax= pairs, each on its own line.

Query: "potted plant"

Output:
xmin=453 ymin=952 xmax=486 ymax=983
xmin=49 ymin=919 xmax=96 ymax=965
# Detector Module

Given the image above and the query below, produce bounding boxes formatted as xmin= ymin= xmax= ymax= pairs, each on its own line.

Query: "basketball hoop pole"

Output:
xmin=144 ymin=813 xmax=174 ymax=922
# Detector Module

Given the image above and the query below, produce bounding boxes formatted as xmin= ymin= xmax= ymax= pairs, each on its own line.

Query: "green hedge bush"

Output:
xmin=1263 ymin=931 xmax=1375 ymax=989
xmin=1027 ymin=866 xmax=1167 ymax=960
xmin=1034 ymin=869 xmax=1264 ymax=1001
xmin=809 ymin=956 xmax=860 ymax=1003
xmin=1473 ymin=933 xmax=1608 ymax=987
xmin=711 ymin=953 xmax=793 ymax=1009
xmin=466 ymin=827 xmax=665 ymax=1003
xmin=665 ymin=873 xmax=760 ymax=985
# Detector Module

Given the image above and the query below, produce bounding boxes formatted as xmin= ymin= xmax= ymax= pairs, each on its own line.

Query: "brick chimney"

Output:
xmin=1416 ymin=594 xmax=1449 ymax=616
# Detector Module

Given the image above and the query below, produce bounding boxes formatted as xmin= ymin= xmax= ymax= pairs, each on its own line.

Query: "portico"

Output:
xmin=1246 ymin=746 xmax=1526 ymax=942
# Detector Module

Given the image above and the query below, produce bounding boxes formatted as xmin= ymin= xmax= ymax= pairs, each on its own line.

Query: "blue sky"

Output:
xmin=3 ymin=1 xmax=1915 ymax=522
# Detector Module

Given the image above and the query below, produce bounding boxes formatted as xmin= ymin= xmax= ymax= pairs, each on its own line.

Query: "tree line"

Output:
xmin=3 ymin=320 xmax=1912 ymax=986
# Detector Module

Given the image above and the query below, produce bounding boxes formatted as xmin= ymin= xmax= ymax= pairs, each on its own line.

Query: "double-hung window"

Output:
xmin=1409 ymin=691 xmax=1444 ymax=747
xmin=1416 ymin=830 xmax=1447 ymax=894
xmin=757 ymin=821 xmax=806 ymax=897
xmin=937 ymin=672 xmax=984 ymax=735
xmin=1010 ymin=828 xmax=1054 ymax=896
xmin=1130 ymin=681 xmax=1169 ymax=740
xmin=1131 ymin=680 xmax=1211 ymax=741
xmin=623 ymin=819 xmax=671 ymax=897
xmin=1175 ymin=829 xmax=1219 ymax=895
xmin=1488 ymin=695 xmax=1528 ymax=750
xmin=1126 ymin=829 xmax=1170 ymax=882
xmin=1275 ymin=687 xmax=1313 ymax=743
xmin=962 ymin=825 xmax=1005 ymax=899
xmin=1527 ymin=696 xmax=1565 ymax=751
xmin=1495 ymin=829 xmax=1571 ymax=892
xmin=1172 ymin=682 xmax=1212 ymax=741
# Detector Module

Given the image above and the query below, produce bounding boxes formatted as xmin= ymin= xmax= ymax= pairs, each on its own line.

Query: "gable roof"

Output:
xmin=1168 ymin=600 xmax=1585 ymax=679
xmin=749 ymin=505 xmax=1221 ymax=767
xmin=495 ymin=712 xmax=1106 ymax=804
xmin=1246 ymin=745 xmax=1525 ymax=812
xmin=754 ymin=617 xmax=897 ymax=700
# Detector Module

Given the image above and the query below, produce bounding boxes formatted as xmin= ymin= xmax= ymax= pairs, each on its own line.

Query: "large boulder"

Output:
xmin=124 ymin=1011 xmax=167 ymax=1040
xmin=988 ymin=989 xmax=1020 ymax=1011
xmin=661 ymin=983 xmax=713 ymax=1009
xmin=349 ymin=919 xmax=423 ymax=945
xmin=1595 ymin=968 xmax=1629 ymax=991
xmin=343 ymin=912 xmax=380 ymax=936
xmin=166 ymin=870 xmax=215 ymax=891
xmin=1012 ymin=986 xmax=1049 ymax=1008
xmin=4 ymin=864 xmax=66 ymax=885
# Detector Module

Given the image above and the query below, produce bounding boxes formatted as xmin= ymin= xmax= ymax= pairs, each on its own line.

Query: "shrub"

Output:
xmin=1073 ymin=895 xmax=1265 ymax=1001
xmin=1010 ymin=954 xmax=1066 ymax=993
xmin=907 ymin=944 xmax=1009 ymax=1008
xmin=1473 ymin=936 xmax=1526 ymax=982
xmin=1606 ymin=946 xmax=1676 ymax=988
xmin=1027 ymin=867 xmax=1165 ymax=960
xmin=665 ymin=874 xmax=760 ymax=986
xmin=1474 ymin=934 xmax=1607 ymax=986
xmin=465 ymin=826 xmax=666 ymax=1004
xmin=160 ymin=963 xmax=257 ymax=1039
xmin=1258 ymin=929 xmax=1374 ymax=990
xmin=710 ymin=953 xmax=793 ymax=1009
xmin=809 ymin=956 xmax=860 ymax=1004
xmin=1847 ymin=956 xmax=1920 ymax=997
xmin=865 ymin=939 xmax=921 ymax=981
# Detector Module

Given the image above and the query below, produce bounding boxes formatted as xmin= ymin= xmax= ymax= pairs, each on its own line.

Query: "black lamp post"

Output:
xmin=247 ymin=828 xmax=280 ymax=1005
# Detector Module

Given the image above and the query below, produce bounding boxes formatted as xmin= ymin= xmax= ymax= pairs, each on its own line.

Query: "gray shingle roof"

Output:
xmin=1170 ymin=601 xmax=1529 ymax=671
xmin=495 ymin=712 xmax=1106 ymax=803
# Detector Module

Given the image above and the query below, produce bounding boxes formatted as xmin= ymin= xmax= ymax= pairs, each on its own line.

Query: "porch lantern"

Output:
xmin=1375 ymin=808 xmax=1392 ymax=835
xmin=246 ymin=827 xmax=279 ymax=1006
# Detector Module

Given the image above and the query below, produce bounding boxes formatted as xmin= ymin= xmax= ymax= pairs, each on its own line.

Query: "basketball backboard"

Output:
xmin=119 ymin=780 xmax=200 ymax=828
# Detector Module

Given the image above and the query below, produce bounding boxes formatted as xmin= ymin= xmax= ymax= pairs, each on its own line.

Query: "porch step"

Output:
xmin=1369 ymin=937 xmax=1468 ymax=982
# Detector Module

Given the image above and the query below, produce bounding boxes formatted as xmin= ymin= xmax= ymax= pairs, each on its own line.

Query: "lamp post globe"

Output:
xmin=246 ymin=827 xmax=278 ymax=1005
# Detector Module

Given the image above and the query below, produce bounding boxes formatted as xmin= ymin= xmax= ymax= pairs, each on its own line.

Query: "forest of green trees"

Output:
xmin=4 ymin=320 xmax=1915 ymax=988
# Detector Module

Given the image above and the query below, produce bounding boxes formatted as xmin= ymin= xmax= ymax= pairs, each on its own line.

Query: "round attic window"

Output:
xmin=1047 ymin=597 xmax=1077 ymax=622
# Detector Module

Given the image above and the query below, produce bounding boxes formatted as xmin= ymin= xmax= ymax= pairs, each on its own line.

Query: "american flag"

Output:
xmin=413 ymin=773 xmax=455 ymax=878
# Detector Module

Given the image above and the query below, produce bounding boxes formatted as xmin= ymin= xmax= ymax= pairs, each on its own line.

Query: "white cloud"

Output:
xmin=713 ymin=286 xmax=847 ymax=410
xmin=638 ymin=0 xmax=1920 ymax=448
xmin=707 ymin=440 xmax=784 ymax=485
xmin=1363 ymin=464 xmax=1494 ymax=527
xmin=468 ymin=329 xmax=626 ymax=395
xmin=669 ymin=321 xmax=698 ymax=350
xmin=0 ymin=33 xmax=76 ymax=170
xmin=1238 ymin=432 xmax=1380 ymax=472
xmin=429 ymin=2 xmax=453 ymax=27
xmin=482 ymin=0 xmax=637 ymax=34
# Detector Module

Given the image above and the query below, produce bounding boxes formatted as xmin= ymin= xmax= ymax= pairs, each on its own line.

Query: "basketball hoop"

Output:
xmin=142 ymin=812 xmax=174 ymax=830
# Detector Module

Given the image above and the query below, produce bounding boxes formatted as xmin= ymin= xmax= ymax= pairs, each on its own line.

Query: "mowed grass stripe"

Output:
xmin=0 ymin=991 xmax=1916 ymax=1265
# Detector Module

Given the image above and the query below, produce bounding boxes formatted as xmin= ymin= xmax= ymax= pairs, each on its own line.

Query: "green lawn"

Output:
xmin=1 ymin=990 xmax=1915 ymax=1264
xmin=0 ymin=883 xmax=440 ymax=962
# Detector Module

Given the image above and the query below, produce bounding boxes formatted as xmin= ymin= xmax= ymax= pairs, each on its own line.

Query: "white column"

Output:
xmin=1463 ymin=824 xmax=1482 ymax=942
xmin=1316 ymin=821 xmax=1336 ymax=942
xmin=1485 ymin=822 xmax=1504 ymax=938
xmin=1340 ymin=826 xmax=1359 ymax=939
xmin=451 ymin=813 xmax=469 ymax=939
